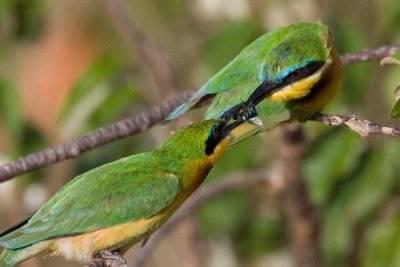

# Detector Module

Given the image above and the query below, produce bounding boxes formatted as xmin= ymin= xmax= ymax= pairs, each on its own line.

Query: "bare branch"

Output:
xmin=340 ymin=45 xmax=400 ymax=65
xmin=130 ymin=170 xmax=269 ymax=267
xmin=0 ymin=92 xmax=192 ymax=183
xmin=0 ymin=45 xmax=399 ymax=182
xmin=311 ymin=113 xmax=400 ymax=137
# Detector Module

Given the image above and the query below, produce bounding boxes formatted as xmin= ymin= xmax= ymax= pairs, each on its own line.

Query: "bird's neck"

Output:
xmin=180 ymin=138 xmax=230 ymax=190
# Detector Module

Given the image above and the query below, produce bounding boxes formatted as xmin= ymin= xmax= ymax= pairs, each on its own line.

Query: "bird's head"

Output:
xmin=257 ymin=22 xmax=338 ymax=102
xmin=159 ymin=118 xmax=260 ymax=160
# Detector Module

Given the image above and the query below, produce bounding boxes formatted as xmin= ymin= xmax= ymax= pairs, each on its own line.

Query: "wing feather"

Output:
xmin=0 ymin=154 xmax=180 ymax=249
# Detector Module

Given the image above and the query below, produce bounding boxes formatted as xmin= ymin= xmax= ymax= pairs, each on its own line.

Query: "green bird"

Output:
xmin=166 ymin=21 xmax=342 ymax=140
xmin=0 ymin=118 xmax=258 ymax=266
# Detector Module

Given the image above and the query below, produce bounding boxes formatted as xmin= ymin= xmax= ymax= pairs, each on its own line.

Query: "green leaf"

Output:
xmin=381 ymin=52 xmax=400 ymax=118
xmin=389 ymin=86 xmax=400 ymax=118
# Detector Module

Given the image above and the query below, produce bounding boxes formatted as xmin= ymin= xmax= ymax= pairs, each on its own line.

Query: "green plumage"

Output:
xmin=166 ymin=21 xmax=342 ymax=138
xmin=0 ymin=157 xmax=180 ymax=249
xmin=0 ymin=119 xmax=229 ymax=266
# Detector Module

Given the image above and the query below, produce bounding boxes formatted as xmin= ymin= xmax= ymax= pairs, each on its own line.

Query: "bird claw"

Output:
xmin=89 ymin=251 xmax=128 ymax=267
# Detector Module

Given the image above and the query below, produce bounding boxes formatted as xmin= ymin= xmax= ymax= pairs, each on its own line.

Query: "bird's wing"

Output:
xmin=166 ymin=33 xmax=272 ymax=121
xmin=0 ymin=155 xmax=180 ymax=249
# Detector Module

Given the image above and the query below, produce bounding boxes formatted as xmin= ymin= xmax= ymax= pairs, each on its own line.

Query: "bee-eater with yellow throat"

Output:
xmin=166 ymin=21 xmax=342 ymax=140
xmin=0 ymin=117 xmax=261 ymax=266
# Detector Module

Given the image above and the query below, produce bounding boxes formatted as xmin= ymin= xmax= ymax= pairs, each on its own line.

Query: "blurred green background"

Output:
xmin=0 ymin=0 xmax=400 ymax=267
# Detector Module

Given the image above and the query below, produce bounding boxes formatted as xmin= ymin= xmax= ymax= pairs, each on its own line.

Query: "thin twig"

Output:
xmin=0 ymin=45 xmax=399 ymax=182
xmin=129 ymin=170 xmax=269 ymax=267
xmin=340 ymin=45 xmax=400 ymax=65
xmin=311 ymin=113 xmax=400 ymax=136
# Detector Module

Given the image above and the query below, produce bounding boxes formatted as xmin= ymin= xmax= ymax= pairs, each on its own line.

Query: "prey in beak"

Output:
xmin=218 ymin=80 xmax=281 ymax=127
xmin=207 ymin=99 xmax=264 ymax=151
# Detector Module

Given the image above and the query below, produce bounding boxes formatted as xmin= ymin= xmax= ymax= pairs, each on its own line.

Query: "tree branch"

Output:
xmin=0 ymin=45 xmax=399 ymax=182
xmin=311 ymin=113 xmax=400 ymax=137
xmin=0 ymin=92 xmax=192 ymax=183
xmin=340 ymin=45 xmax=400 ymax=66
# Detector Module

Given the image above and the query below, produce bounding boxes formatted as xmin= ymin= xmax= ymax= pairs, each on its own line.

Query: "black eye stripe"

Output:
xmin=205 ymin=124 xmax=224 ymax=155
xmin=205 ymin=119 xmax=245 ymax=155
xmin=283 ymin=61 xmax=325 ymax=85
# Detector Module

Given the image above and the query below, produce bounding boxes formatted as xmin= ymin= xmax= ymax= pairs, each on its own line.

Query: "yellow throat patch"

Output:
xmin=268 ymin=59 xmax=332 ymax=102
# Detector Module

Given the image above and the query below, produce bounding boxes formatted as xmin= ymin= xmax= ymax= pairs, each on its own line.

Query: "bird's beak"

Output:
xmin=218 ymin=81 xmax=282 ymax=126
xmin=225 ymin=119 xmax=264 ymax=146
xmin=245 ymin=80 xmax=282 ymax=106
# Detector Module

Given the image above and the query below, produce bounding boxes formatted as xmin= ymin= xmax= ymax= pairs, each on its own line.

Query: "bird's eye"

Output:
xmin=209 ymin=125 xmax=222 ymax=139
xmin=284 ymin=61 xmax=325 ymax=84
xmin=292 ymin=69 xmax=301 ymax=77
xmin=213 ymin=126 xmax=222 ymax=137
xmin=287 ymin=69 xmax=301 ymax=82
xmin=205 ymin=124 xmax=224 ymax=155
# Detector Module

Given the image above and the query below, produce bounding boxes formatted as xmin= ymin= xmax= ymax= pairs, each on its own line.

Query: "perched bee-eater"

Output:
xmin=0 ymin=118 xmax=259 ymax=266
xmin=166 ymin=21 xmax=342 ymax=140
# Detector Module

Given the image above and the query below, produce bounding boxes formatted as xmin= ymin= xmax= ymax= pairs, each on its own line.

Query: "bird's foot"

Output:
xmin=88 ymin=251 xmax=128 ymax=267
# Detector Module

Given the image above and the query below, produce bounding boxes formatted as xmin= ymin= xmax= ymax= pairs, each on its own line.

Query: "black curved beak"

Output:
xmin=219 ymin=80 xmax=281 ymax=125
xmin=205 ymin=119 xmax=245 ymax=155
xmin=245 ymin=81 xmax=281 ymax=106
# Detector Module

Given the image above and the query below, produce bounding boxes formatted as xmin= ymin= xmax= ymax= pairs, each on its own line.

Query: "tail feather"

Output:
xmin=0 ymin=249 xmax=16 ymax=267
xmin=0 ymin=217 xmax=30 ymax=239
xmin=0 ymin=242 xmax=49 ymax=267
